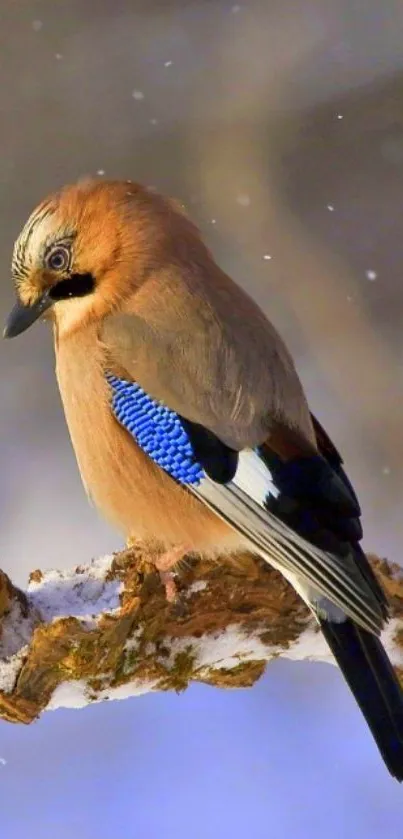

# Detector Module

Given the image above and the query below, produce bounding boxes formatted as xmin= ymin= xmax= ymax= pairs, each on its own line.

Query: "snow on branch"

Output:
xmin=0 ymin=545 xmax=402 ymax=723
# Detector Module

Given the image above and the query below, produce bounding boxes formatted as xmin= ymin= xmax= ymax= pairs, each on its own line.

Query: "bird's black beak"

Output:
xmin=3 ymin=290 xmax=53 ymax=339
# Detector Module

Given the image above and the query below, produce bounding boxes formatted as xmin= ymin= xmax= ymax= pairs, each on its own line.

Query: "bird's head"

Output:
xmin=4 ymin=177 xmax=194 ymax=340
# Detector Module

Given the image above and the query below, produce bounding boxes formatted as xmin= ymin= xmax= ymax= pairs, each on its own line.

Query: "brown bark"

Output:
xmin=0 ymin=546 xmax=402 ymax=724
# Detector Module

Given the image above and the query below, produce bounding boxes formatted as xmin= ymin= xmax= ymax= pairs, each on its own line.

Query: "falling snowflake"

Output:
xmin=0 ymin=758 xmax=6 ymax=766
xmin=211 ymin=219 xmax=217 ymax=224
xmin=97 ymin=169 xmax=105 ymax=176
xmin=382 ymin=466 xmax=391 ymax=476
xmin=337 ymin=113 xmax=343 ymax=120
xmin=365 ymin=269 xmax=377 ymax=281
xmin=164 ymin=60 xmax=173 ymax=67
xmin=55 ymin=53 xmax=63 ymax=60
xmin=231 ymin=4 xmax=242 ymax=12
xmin=236 ymin=193 xmax=251 ymax=207
xmin=263 ymin=254 xmax=272 ymax=260
xmin=327 ymin=204 xmax=335 ymax=212
xmin=132 ymin=90 xmax=145 ymax=101
xmin=150 ymin=118 xmax=158 ymax=125
xmin=32 ymin=20 xmax=43 ymax=31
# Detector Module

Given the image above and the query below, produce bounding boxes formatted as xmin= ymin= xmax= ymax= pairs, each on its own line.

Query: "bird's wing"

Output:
xmin=100 ymin=274 xmax=318 ymax=453
xmin=105 ymin=372 xmax=386 ymax=636
xmin=309 ymin=413 xmax=388 ymax=611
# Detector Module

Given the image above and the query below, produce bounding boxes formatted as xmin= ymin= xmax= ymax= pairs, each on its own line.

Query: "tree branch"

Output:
xmin=0 ymin=546 xmax=403 ymax=724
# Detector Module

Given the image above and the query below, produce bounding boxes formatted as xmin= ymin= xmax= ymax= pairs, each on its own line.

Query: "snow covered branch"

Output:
xmin=0 ymin=546 xmax=403 ymax=723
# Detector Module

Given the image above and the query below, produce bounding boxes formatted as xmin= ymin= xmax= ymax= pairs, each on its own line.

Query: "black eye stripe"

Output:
xmin=48 ymin=273 xmax=95 ymax=301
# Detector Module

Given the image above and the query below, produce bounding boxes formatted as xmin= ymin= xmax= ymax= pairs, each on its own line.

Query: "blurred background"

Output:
xmin=1 ymin=0 xmax=403 ymax=836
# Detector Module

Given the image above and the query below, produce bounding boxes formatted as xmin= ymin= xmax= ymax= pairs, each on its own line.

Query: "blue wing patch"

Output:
xmin=106 ymin=373 xmax=205 ymax=486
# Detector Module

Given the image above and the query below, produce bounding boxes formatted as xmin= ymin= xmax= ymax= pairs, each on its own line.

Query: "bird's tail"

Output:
xmin=319 ymin=617 xmax=403 ymax=780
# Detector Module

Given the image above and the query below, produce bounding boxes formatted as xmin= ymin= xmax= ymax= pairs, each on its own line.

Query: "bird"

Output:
xmin=4 ymin=176 xmax=403 ymax=780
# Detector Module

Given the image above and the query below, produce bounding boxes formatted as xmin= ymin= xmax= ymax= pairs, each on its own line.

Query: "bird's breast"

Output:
xmin=54 ymin=326 xmax=238 ymax=554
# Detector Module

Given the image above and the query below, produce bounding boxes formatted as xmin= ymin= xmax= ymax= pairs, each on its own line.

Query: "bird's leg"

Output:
xmin=120 ymin=539 xmax=190 ymax=603
xmin=155 ymin=544 xmax=191 ymax=603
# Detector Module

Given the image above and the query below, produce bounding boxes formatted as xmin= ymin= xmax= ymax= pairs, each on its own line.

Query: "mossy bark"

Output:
xmin=0 ymin=545 xmax=402 ymax=724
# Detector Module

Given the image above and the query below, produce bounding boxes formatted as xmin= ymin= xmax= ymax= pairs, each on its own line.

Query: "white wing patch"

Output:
xmin=234 ymin=450 xmax=279 ymax=505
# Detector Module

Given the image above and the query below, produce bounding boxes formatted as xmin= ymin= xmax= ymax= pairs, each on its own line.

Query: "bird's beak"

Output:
xmin=3 ymin=290 xmax=53 ymax=339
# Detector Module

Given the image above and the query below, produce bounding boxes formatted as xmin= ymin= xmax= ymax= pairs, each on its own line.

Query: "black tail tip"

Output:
xmin=379 ymin=742 xmax=403 ymax=782
xmin=318 ymin=618 xmax=403 ymax=782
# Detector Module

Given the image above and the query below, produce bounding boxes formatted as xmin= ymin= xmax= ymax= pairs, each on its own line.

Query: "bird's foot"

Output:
xmin=155 ymin=544 xmax=190 ymax=602
xmin=158 ymin=571 xmax=178 ymax=603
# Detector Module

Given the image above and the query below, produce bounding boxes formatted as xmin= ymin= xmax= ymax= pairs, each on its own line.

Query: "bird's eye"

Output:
xmin=45 ymin=245 xmax=70 ymax=272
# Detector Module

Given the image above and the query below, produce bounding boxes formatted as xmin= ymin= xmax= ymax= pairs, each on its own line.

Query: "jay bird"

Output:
xmin=4 ymin=177 xmax=403 ymax=780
